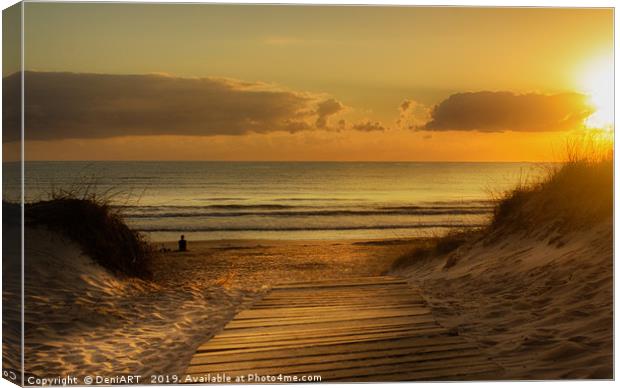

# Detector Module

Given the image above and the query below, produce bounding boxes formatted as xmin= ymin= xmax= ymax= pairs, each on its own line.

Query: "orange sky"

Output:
xmin=4 ymin=4 xmax=614 ymax=161
xmin=17 ymin=131 xmax=573 ymax=162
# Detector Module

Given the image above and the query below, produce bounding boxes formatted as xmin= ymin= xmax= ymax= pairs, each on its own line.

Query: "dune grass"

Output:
xmin=393 ymin=134 xmax=613 ymax=271
xmin=391 ymin=228 xmax=480 ymax=270
xmin=22 ymin=188 xmax=153 ymax=279
xmin=492 ymin=137 xmax=612 ymax=232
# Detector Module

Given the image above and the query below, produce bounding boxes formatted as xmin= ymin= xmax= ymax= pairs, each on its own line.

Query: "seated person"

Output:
xmin=178 ymin=235 xmax=187 ymax=252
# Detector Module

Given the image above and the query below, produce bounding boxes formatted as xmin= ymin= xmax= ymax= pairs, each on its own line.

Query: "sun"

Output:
xmin=576 ymin=54 xmax=614 ymax=131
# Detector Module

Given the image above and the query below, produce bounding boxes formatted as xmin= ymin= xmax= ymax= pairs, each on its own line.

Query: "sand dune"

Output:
xmin=392 ymin=219 xmax=613 ymax=379
xmin=21 ymin=227 xmax=259 ymax=378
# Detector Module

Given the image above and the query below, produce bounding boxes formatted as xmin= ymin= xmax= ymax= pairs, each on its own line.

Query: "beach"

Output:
xmin=9 ymin=161 xmax=522 ymax=379
xmin=8 ymin=209 xmax=613 ymax=381
xmin=18 ymin=220 xmax=613 ymax=380
xmin=152 ymin=238 xmax=420 ymax=289
xmin=19 ymin=228 xmax=422 ymax=378
xmin=5 ymin=158 xmax=612 ymax=381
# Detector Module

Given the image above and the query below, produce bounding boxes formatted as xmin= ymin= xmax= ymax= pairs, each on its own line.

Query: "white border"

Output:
xmin=0 ymin=2 xmax=616 ymax=388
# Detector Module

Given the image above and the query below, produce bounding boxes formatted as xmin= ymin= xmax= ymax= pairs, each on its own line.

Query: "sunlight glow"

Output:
xmin=577 ymin=54 xmax=614 ymax=131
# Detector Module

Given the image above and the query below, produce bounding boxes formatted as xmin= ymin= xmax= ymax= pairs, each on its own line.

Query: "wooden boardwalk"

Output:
xmin=185 ymin=276 xmax=501 ymax=382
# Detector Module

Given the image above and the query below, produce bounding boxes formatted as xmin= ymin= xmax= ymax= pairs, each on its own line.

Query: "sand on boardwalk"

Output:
xmin=17 ymin=227 xmax=421 ymax=379
xmin=392 ymin=220 xmax=613 ymax=379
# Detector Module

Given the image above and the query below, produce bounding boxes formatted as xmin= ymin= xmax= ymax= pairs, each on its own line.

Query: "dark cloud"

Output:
xmin=315 ymin=98 xmax=344 ymax=129
xmin=352 ymin=120 xmax=385 ymax=132
xmin=400 ymin=99 xmax=412 ymax=112
xmin=421 ymin=91 xmax=593 ymax=132
xmin=3 ymin=71 xmax=355 ymax=141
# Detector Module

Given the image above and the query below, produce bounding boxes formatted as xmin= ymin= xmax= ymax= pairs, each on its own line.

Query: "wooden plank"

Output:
xmin=272 ymin=278 xmax=409 ymax=290
xmin=187 ymin=347 xmax=484 ymax=374
xmin=212 ymin=315 xmax=439 ymax=338
xmin=232 ymin=307 xmax=433 ymax=323
xmin=333 ymin=363 xmax=502 ymax=381
xmin=185 ymin=359 xmax=498 ymax=382
xmin=237 ymin=303 xmax=427 ymax=318
xmin=274 ymin=275 xmax=402 ymax=283
xmin=271 ymin=284 xmax=410 ymax=292
xmin=198 ymin=327 xmax=449 ymax=352
xmin=201 ymin=326 xmax=446 ymax=351
xmin=253 ymin=298 xmax=424 ymax=307
xmin=256 ymin=297 xmax=423 ymax=304
xmin=188 ymin=344 xmax=480 ymax=373
xmin=185 ymin=276 xmax=501 ymax=382
xmin=207 ymin=322 xmax=440 ymax=346
xmin=255 ymin=293 xmax=424 ymax=302
xmin=266 ymin=285 xmax=415 ymax=294
xmin=190 ymin=336 xmax=469 ymax=366
xmin=263 ymin=287 xmax=419 ymax=295
xmin=255 ymin=290 xmax=423 ymax=301
xmin=237 ymin=302 xmax=428 ymax=315
xmin=225 ymin=310 xmax=434 ymax=329
xmin=214 ymin=356 xmax=495 ymax=380
xmin=273 ymin=276 xmax=407 ymax=290
xmin=322 ymin=359 xmax=501 ymax=381
xmin=255 ymin=295 xmax=420 ymax=304
xmin=190 ymin=336 xmax=472 ymax=366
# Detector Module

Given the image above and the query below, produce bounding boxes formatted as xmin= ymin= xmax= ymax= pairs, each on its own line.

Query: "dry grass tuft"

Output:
xmin=23 ymin=188 xmax=153 ymax=279
xmin=393 ymin=133 xmax=613 ymax=272
xmin=391 ymin=228 xmax=481 ymax=270
xmin=491 ymin=136 xmax=612 ymax=233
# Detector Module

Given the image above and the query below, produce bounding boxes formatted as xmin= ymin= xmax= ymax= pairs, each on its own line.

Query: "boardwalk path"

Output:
xmin=185 ymin=276 xmax=501 ymax=382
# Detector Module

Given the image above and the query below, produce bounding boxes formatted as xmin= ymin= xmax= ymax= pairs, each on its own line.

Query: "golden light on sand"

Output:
xmin=577 ymin=54 xmax=614 ymax=131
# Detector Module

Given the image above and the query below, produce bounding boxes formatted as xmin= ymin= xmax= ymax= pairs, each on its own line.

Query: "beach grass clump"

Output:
xmin=391 ymin=228 xmax=479 ymax=270
xmin=25 ymin=191 xmax=153 ymax=279
xmin=393 ymin=134 xmax=613 ymax=271
xmin=491 ymin=139 xmax=612 ymax=233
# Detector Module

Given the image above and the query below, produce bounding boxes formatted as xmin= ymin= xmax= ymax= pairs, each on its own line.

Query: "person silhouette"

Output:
xmin=178 ymin=235 xmax=187 ymax=252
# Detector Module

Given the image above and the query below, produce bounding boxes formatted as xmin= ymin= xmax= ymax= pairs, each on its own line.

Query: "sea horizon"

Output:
xmin=9 ymin=160 xmax=552 ymax=242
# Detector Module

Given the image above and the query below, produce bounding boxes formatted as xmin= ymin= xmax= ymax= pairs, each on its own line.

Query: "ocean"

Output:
xmin=10 ymin=161 xmax=548 ymax=241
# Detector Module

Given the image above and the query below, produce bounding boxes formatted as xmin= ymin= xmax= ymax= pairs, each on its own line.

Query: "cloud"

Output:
xmin=400 ymin=100 xmax=412 ymax=112
xmin=396 ymin=99 xmax=430 ymax=130
xmin=2 ymin=71 xmax=356 ymax=141
xmin=315 ymin=98 xmax=345 ymax=129
xmin=351 ymin=120 xmax=385 ymax=132
xmin=421 ymin=91 xmax=593 ymax=132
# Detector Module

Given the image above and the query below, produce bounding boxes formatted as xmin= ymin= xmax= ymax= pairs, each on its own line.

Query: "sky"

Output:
xmin=3 ymin=3 xmax=614 ymax=161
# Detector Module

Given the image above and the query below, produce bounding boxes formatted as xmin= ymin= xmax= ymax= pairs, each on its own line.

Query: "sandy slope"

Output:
xmin=392 ymin=219 xmax=613 ymax=379
xmin=18 ymin=228 xmax=419 ymax=379
xmin=21 ymin=227 xmax=259 ymax=378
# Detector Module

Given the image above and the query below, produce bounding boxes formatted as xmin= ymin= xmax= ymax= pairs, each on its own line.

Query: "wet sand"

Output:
xmin=151 ymin=238 xmax=421 ymax=290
